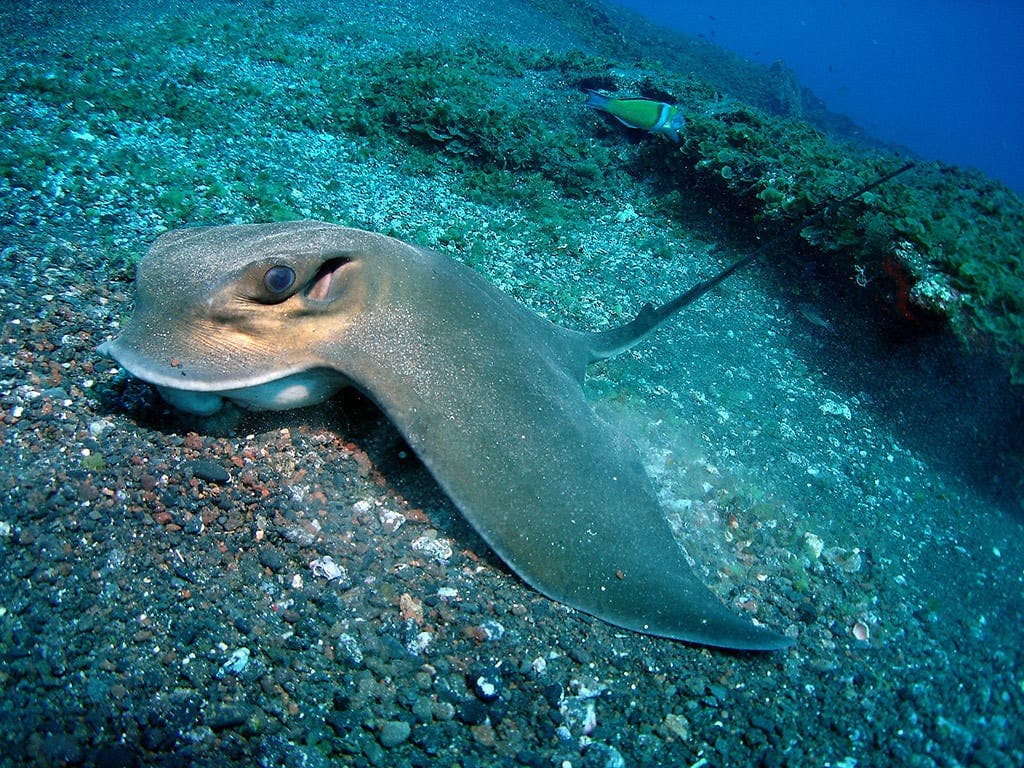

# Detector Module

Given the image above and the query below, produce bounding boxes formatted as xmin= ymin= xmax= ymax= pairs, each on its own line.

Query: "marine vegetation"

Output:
xmin=5 ymin=3 xmax=1021 ymax=380
xmin=335 ymin=39 xmax=1024 ymax=383
xmin=670 ymin=103 xmax=1024 ymax=380
xmin=332 ymin=41 xmax=616 ymax=200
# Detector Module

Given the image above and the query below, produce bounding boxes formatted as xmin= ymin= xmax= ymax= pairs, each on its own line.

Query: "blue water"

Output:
xmin=612 ymin=0 xmax=1024 ymax=195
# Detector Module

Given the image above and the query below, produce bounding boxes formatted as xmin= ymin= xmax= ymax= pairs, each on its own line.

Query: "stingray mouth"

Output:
xmin=97 ymin=338 xmax=348 ymax=416
xmin=154 ymin=368 xmax=347 ymax=416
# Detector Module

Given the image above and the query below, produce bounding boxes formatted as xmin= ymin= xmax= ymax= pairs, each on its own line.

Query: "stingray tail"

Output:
xmin=584 ymin=161 xmax=916 ymax=360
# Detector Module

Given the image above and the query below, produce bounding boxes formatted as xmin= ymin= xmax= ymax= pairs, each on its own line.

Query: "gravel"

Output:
xmin=1 ymin=1 xmax=1022 ymax=767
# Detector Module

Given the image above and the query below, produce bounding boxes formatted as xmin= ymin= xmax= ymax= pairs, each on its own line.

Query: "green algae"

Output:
xmin=335 ymin=41 xmax=617 ymax=200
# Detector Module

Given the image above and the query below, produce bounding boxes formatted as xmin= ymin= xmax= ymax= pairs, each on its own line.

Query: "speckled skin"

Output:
xmin=99 ymin=221 xmax=789 ymax=650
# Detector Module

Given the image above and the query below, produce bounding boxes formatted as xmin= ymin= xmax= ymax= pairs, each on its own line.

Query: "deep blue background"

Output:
xmin=612 ymin=1 xmax=1024 ymax=194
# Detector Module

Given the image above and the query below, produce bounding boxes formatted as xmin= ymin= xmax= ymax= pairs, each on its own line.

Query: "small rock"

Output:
xmin=804 ymin=532 xmax=824 ymax=559
xmin=335 ymin=633 xmax=364 ymax=667
xmin=379 ymin=720 xmax=411 ymax=748
xmin=824 ymin=547 xmax=863 ymax=573
xmin=205 ymin=704 xmax=250 ymax=731
xmin=411 ymin=723 xmax=446 ymax=755
xmin=411 ymin=534 xmax=453 ymax=563
xmin=470 ymin=723 xmax=497 ymax=747
xmin=379 ymin=508 xmax=405 ymax=533
xmin=259 ymin=549 xmax=286 ymax=572
xmin=189 ymin=459 xmax=230 ymax=484
xmin=560 ymin=695 xmax=596 ymax=736
xmin=215 ymin=647 xmax=251 ymax=679
xmin=88 ymin=418 xmax=114 ymax=439
xmin=310 ymin=555 xmax=346 ymax=582
xmin=473 ymin=620 xmax=505 ymax=642
xmin=42 ymin=386 xmax=70 ymax=401
xmin=662 ymin=712 xmax=690 ymax=740
xmin=819 ymin=399 xmax=852 ymax=420
xmin=400 ymin=592 xmax=424 ymax=624
xmin=432 ymin=701 xmax=456 ymax=721
xmin=582 ymin=742 xmax=626 ymax=768
xmin=614 ymin=204 xmax=638 ymax=223
xmin=411 ymin=696 xmax=435 ymax=722
xmin=457 ymin=699 xmax=489 ymax=725
xmin=469 ymin=665 xmax=502 ymax=703
xmin=282 ymin=523 xmax=318 ymax=546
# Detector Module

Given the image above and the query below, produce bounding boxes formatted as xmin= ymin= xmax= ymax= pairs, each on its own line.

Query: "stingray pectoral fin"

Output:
xmin=482 ymin=414 xmax=794 ymax=651
xmin=351 ymin=352 xmax=791 ymax=651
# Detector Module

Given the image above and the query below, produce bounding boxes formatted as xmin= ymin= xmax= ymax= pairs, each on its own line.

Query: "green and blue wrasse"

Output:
xmin=585 ymin=90 xmax=685 ymax=141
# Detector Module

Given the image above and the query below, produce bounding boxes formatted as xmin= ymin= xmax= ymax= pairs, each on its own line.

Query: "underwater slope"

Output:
xmin=0 ymin=0 xmax=1021 ymax=766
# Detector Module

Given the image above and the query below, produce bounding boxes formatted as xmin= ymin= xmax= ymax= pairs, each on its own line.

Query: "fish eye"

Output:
xmin=264 ymin=265 xmax=296 ymax=294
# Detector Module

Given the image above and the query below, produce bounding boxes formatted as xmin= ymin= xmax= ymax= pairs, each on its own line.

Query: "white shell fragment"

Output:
xmin=852 ymin=620 xmax=871 ymax=641
xmin=411 ymin=534 xmax=453 ymax=563
xmin=379 ymin=508 xmax=406 ymax=533
xmin=820 ymin=399 xmax=853 ymax=420
xmin=215 ymin=647 xmax=251 ymax=679
xmin=804 ymin=532 xmax=825 ymax=560
xmin=310 ymin=555 xmax=346 ymax=582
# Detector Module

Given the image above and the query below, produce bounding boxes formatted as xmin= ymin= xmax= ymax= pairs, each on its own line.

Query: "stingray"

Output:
xmin=98 ymin=165 xmax=911 ymax=650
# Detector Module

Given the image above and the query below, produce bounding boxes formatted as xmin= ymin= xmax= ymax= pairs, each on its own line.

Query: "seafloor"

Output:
xmin=1 ymin=0 xmax=1022 ymax=766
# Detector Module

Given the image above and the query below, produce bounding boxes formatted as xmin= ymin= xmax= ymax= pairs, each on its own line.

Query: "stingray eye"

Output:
xmin=264 ymin=265 xmax=295 ymax=295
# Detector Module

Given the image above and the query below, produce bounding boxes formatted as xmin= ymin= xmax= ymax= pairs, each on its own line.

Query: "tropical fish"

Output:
xmin=797 ymin=303 xmax=837 ymax=335
xmin=585 ymin=89 xmax=686 ymax=141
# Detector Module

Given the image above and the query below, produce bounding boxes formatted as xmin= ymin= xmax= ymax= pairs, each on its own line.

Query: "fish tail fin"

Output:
xmin=585 ymin=89 xmax=609 ymax=112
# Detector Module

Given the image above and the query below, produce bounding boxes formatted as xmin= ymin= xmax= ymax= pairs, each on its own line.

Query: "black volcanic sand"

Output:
xmin=1 ymin=1 xmax=1022 ymax=766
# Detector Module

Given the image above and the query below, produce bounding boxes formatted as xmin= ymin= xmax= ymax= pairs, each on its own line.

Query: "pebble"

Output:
xmin=560 ymin=695 xmax=596 ymax=736
xmin=469 ymin=665 xmax=502 ymax=702
xmin=378 ymin=507 xmax=405 ymax=533
xmin=614 ymin=204 xmax=638 ymax=223
xmin=335 ymin=633 xmax=364 ymax=667
xmin=259 ymin=548 xmax=286 ymax=572
xmin=662 ymin=712 xmax=690 ymax=740
xmin=804 ymin=532 xmax=825 ymax=559
xmin=378 ymin=720 xmax=411 ymax=748
xmin=819 ymin=399 xmax=853 ymax=420
xmin=215 ymin=647 xmax=251 ymax=679
xmin=432 ymin=701 xmax=456 ymax=721
xmin=411 ymin=696 xmax=435 ymax=722
xmin=824 ymin=547 xmax=863 ymax=573
xmin=411 ymin=724 xmax=447 ymax=756
xmin=310 ymin=555 xmax=346 ymax=581
xmin=470 ymin=722 xmax=497 ymax=747
xmin=87 ymin=418 xmax=113 ymax=438
xmin=457 ymin=699 xmax=489 ymax=725
xmin=189 ymin=459 xmax=230 ymax=484
xmin=205 ymin=704 xmax=251 ymax=731
xmin=411 ymin=534 xmax=453 ymax=563
xmin=582 ymin=742 xmax=627 ymax=768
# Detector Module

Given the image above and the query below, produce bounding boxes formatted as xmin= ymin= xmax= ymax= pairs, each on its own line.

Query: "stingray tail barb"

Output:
xmin=585 ymin=161 xmax=916 ymax=360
